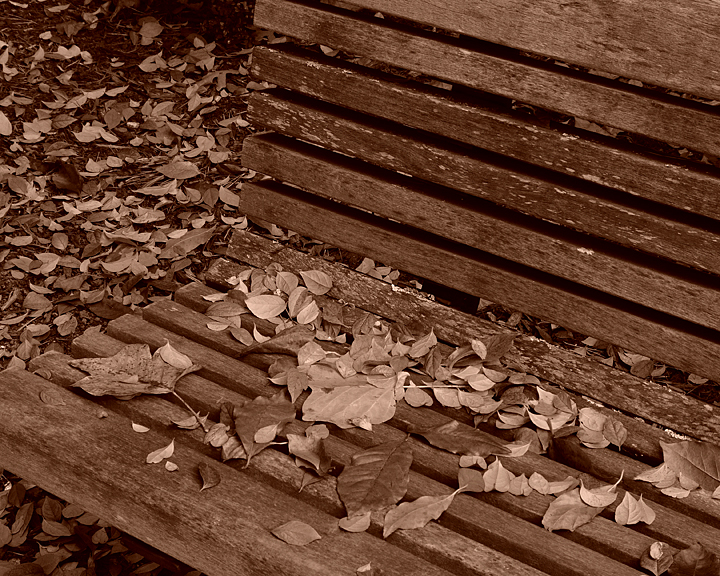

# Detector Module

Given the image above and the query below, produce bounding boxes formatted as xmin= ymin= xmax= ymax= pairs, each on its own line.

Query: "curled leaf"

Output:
xmin=338 ymin=512 xmax=371 ymax=533
xmin=146 ymin=439 xmax=174 ymax=464
xmin=640 ymin=542 xmax=674 ymax=576
xmin=198 ymin=462 xmax=221 ymax=491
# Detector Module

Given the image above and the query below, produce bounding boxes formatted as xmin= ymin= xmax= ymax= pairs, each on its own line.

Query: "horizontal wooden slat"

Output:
xmin=253 ymin=0 xmax=720 ymax=157
xmin=327 ymin=0 xmax=720 ymax=101
xmin=0 ymin=372 xmax=455 ymax=576
xmin=243 ymin=133 xmax=720 ymax=330
xmin=237 ymin=180 xmax=720 ymax=383
xmin=246 ymin=90 xmax=720 ymax=275
xmin=251 ymin=45 xmax=720 ymax=221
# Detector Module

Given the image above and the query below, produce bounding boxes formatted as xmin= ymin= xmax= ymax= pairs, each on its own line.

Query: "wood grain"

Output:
xmin=253 ymin=0 xmax=720 ymax=157
xmin=251 ymin=45 xmax=720 ymax=221
xmin=319 ymin=0 xmax=720 ymax=101
xmin=246 ymin=91 xmax=720 ymax=275
xmin=0 ymin=372 xmax=456 ymax=576
xmin=243 ymin=133 xmax=720 ymax=330
xmin=237 ymin=180 xmax=720 ymax=389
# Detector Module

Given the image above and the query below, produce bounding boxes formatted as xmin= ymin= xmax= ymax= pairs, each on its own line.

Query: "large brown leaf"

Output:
xmin=302 ymin=384 xmax=396 ymax=429
xmin=234 ymin=392 xmax=296 ymax=465
xmin=542 ymin=488 xmax=605 ymax=532
xmin=660 ymin=440 xmax=720 ymax=492
xmin=409 ymin=420 xmax=510 ymax=457
xmin=337 ymin=440 xmax=413 ymax=518
xmin=69 ymin=343 xmax=199 ymax=399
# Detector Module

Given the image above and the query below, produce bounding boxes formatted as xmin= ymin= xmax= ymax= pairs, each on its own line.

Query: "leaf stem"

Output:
xmin=171 ymin=390 xmax=209 ymax=433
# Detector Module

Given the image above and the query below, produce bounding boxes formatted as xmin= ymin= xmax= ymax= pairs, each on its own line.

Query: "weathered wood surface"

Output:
xmin=55 ymin=326 xmax=650 ymax=575
xmin=224 ymin=231 xmax=720 ymax=450
xmin=197 ymin=264 xmax=673 ymax=466
xmin=0 ymin=372 xmax=455 ymax=576
xmin=66 ymin=315 xmax=720 ymax=563
xmin=252 ymin=45 xmax=720 ymax=221
xmin=97 ymin=300 xmax=720 ymax=548
xmin=246 ymin=91 xmax=720 ymax=275
xmin=161 ymin=281 xmax=720 ymax=529
xmin=327 ymin=0 xmax=720 ymax=101
xmin=253 ymin=0 xmax=720 ymax=157
xmin=29 ymin=351 xmax=544 ymax=576
xmin=243 ymin=133 xmax=720 ymax=329
xmin=237 ymin=181 xmax=720 ymax=393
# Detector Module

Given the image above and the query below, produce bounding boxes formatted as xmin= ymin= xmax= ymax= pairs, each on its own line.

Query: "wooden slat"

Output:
xmin=246 ymin=90 xmax=720 ymax=275
xmin=30 ymin=351 xmax=545 ymax=576
xmin=86 ymin=318 xmax=648 ymax=575
xmin=243 ymin=133 xmax=720 ymax=330
xmin=325 ymin=0 xmax=720 ymax=101
xmin=222 ymin=231 xmax=720 ymax=452
xmin=253 ymin=0 xmax=720 ymax=157
xmin=165 ymin=281 xmax=720 ymax=528
xmin=251 ymin=45 xmax=720 ymax=221
xmin=237 ymin=180 xmax=720 ymax=384
xmin=0 ymin=372 xmax=456 ymax=576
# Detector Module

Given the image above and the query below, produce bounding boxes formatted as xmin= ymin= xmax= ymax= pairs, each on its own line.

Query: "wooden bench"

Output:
xmin=0 ymin=231 xmax=719 ymax=576
xmin=239 ymin=0 xmax=720 ymax=385
xmin=3 ymin=1 xmax=720 ymax=575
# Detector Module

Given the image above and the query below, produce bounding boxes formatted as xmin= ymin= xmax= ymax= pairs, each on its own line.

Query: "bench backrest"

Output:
xmin=239 ymin=0 xmax=720 ymax=382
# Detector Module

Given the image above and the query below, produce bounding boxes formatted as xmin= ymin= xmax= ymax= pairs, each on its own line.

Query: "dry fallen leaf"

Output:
xmin=272 ymin=520 xmax=322 ymax=546
xmin=300 ymin=270 xmax=332 ymax=295
xmin=337 ymin=440 xmax=413 ymax=517
xmin=669 ymin=543 xmax=720 ymax=576
xmin=542 ymin=488 xmax=605 ymax=532
xmin=614 ymin=492 xmax=655 ymax=525
xmin=303 ymin=384 xmax=397 ymax=429
xmin=338 ymin=512 xmax=371 ymax=533
xmin=660 ymin=440 xmax=720 ymax=492
xmin=383 ymin=489 xmax=460 ymax=538
xmin=409 ymin=420 xmax=510 ymax=458
xmin=146 ymin=439 xmax=174 ymax=464
xmin=198 ymin=462 xmax=221 ymax=491
xmin=640 ymin=542 xmax=674 ymax=576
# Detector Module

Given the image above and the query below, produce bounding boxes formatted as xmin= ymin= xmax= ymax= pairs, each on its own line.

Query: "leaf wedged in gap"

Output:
xmin=337 ymin=440 xmax=413 ymax=518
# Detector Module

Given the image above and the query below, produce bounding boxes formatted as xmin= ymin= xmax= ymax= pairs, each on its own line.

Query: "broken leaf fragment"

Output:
xmin=640 ymin=542 xmax=674 ymax=576
xmin=146 ymin=440 xmax=174 ymax=464
xmin=272 ymin=520 xmax=322 ymax=546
